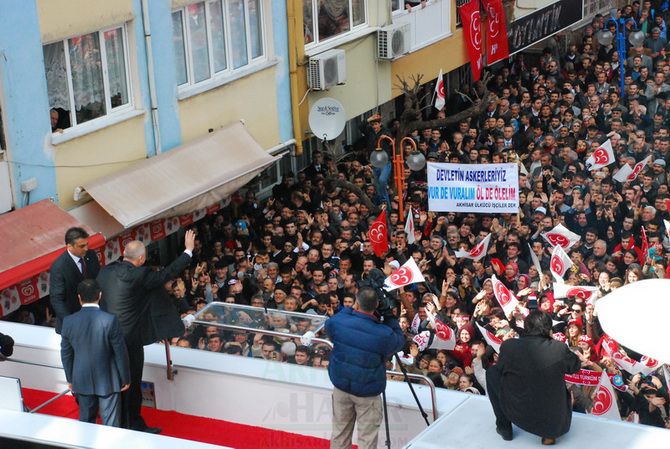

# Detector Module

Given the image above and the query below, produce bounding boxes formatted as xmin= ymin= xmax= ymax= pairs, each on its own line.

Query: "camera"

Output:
xmin=358 ymin=268 xmax=398 ymax=322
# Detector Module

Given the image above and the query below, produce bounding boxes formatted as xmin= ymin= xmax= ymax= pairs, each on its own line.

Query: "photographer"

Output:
xmin=325 ymin=287 xmax=405 ymax=449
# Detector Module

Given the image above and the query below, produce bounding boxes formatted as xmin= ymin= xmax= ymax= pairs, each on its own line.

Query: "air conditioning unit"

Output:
xmin=308 ymin=49 xmax=346 ymax=90
xmin=377 ymin=23 xmax=411 ymax=60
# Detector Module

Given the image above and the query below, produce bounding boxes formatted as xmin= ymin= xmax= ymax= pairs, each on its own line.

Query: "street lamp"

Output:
xmin=596 ymin=9 xmax=645 ymax=98
xmin=370 ymin=136 xmax=425 ymax=220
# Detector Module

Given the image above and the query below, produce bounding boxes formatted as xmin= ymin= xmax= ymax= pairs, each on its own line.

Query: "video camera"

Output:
xmin=358 ymin=268 xmax=397 ymax=322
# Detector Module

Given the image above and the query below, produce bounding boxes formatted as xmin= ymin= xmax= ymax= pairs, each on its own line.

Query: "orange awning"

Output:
xmin=0 ymin=199 xmax=105 ymax=291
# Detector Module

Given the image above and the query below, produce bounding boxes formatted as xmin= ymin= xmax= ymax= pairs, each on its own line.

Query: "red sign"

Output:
xmin=459 ymin=0 xmax=483 ymax=81
xmin=483 ymin=0 xmax=509 ymax=64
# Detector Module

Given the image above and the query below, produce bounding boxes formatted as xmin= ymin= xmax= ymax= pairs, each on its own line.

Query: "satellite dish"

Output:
xmin=308 ymin=97 xmax=346 ymax=141
xmin=595 ymin=279 xmax=670 ymax=363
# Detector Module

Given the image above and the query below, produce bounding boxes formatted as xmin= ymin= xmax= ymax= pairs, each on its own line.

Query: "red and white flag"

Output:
xmin=459 ymin=0 xmax=483 ymax=81
xmin=482 ymin=0 xmax=509 ymax=64
xmin=369 ymin=210 xmax=389 ymax=257
xmin=491 ymin=274 xmax=519 ymax=317
xmin=637 ymin=356 xmax=660 ymax=376
xmin=612 ymin=163 xmax=633 ymax=183
xmin=591 ymin=371 xmax=621 ymax=421
xmin=553 ymin=283 xmax=599 ymax=305
xmin=641 ymin=226 xmax=649 ymax=260
xmin=455 ymin=233 xmax=491 ymax=261
xmin=550 ymin=244 xmax=573 ymax=282
xmin=434 ymin=69 xmax=445 ymax=111
xmin=383 ymin=257 xmax=425 ymax=291
xmin=405 ymin=206 xmax=416 ymax=244
xmin=616 ymin=155 xmax=651 ymax=182
xmin=601 ymin=334 xmax=640 ymax=374
xmin=413 ymin=331 xmax=432 ymax=352
xmin=426 ymin=310 xmax=457 ymax=350
xmin=476 ymin=321 xmax=503 ymax=353
xmin=542 ymin=223 xmax=581 ymax=250
xmin=410 ymin=313 xmax=421 ymax=334
xmin=585 ymin=139 xmax=615 ymax=171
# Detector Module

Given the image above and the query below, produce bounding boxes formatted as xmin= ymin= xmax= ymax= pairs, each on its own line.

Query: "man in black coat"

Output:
xmin=49 ymin=227 xmax=101 ymax=333
xmin=486 ymin=311 xmax=581 ymax=445
xmin=97 ymin=229 xmax=195 ymax=433
xmin=141 ymin=279 xmax=185 ymax=345
xmin=60 ymin=279 xmax=130 ymax=427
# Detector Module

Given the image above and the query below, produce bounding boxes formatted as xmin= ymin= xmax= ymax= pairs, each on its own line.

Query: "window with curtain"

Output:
xmin=43 ymin=26 xmax=131 ymax=131
xmin=173 ymin=0 xmax=265 ymax=88
xmin=303 ymin=0 xmax=368 ymax=46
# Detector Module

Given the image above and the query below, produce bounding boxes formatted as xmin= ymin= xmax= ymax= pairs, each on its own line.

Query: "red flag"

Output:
xmin=368 ymin=210 xmax=389 ymax=257
xmin=483 ymin=0 xmax=509 ymax=64
xmin=640 ymin=226 xmax=649 ymax=263
xmin=459 ymin=0 xmax=483 ymax=81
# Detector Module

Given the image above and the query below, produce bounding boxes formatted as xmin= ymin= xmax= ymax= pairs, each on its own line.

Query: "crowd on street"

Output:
xmin=8 ymin=0 xmax=670 ymax=431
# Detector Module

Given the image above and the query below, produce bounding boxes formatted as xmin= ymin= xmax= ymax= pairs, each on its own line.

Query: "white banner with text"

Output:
xmin=427 ymin=162 xmax=519 ymax=213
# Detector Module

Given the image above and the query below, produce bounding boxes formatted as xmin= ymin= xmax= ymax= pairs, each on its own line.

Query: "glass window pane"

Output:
xmin=229 ymin=0 xmax=249 ymax=68
xmin=303 ymin=0 xmax=314 ymax=44
xmin=317 ymin=1 xmax=350 ymax=41
xmin=352 ymin=0 xmax=365 ymax=27
xmin=187 ymin=2 xmax=211 ymax=83
xmin=209 ymin=0 xmax=227 ymax=72
xmin=391 ymin=0 xmax=400 ymax=12
xmin=104 ymin=28 xmax=129 ymax=108
xmin=43 ymin=42 xmax=72 ymax=129
xmin=248 ymin=0 xmax=263 ymax=59
xmin=68 ymin=33 xmax=106 ymax=124
xmin=172 ymin=11 xmax=188 ymax=85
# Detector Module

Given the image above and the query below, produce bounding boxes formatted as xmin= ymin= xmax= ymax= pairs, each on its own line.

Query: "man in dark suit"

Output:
xmin=60 ymin=279 xmax=130 ymax=427
xmin=97 ymin=229 xmax=194 ymax=433
xmin=486 ymin=311 xmax=581 ymax=445
xmin=50 ymin=227 xmax=100 ymax=333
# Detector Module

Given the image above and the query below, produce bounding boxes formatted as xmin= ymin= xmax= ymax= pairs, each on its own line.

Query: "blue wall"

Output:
xmin=272 ymin=0 xmax=294 ymax=143
xmin=0 ymin=0 xmax=57 ymax=207
xmin=140 ymin=0 xmax=183 ymax=153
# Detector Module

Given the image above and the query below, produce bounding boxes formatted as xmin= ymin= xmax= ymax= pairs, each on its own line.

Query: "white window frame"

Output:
xmin=391 ymin=0 xmax=437 ymax=15
xmin=174 ymin=0 xmax=267 ymax=91
xmin=304 ymin=0 xmax=369 ymax=50
xmin=45 ymin=24 xmax=133 ymax=132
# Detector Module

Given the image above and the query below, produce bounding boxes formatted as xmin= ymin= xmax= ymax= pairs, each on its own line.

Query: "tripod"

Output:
xmin=381 ymin=353 xmax=431 ymax=449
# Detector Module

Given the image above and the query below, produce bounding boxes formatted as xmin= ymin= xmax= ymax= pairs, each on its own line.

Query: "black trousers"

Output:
xmin=122 ymin=343 xmax=146 ymax=430
xmin=485 ymin=363 xmax=512 ymax=430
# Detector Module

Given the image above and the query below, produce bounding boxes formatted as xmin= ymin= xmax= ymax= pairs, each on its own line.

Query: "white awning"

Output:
xmin=83 ymin=122 xmax=279 ymax=228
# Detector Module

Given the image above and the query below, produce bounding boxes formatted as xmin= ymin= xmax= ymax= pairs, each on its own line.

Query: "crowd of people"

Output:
xmin=7 ymin=0 xmax=670 ymax=433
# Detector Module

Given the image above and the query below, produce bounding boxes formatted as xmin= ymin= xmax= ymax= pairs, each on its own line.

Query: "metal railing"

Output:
xmin=4 ymin=358 xmax=70 ymax=413
xmin=6 ymin=327 xmax=441 ymax=422
xmin=192 ymin=320 xmax=439 ymax=421
xmin=386 ymin=371 xmax=438 ymax=422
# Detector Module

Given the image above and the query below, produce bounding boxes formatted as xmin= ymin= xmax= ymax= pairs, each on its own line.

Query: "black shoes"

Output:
xmin=496 ymin=426 xmax=513 ymax=441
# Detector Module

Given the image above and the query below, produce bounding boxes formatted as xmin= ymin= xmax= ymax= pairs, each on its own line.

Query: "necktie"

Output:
xmin=79 ymin=258 xmax=87 ymax=277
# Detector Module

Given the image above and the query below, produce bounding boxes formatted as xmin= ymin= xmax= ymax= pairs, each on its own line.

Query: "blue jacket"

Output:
xmin=325 ymin=307 xmax=406 ymax=397
xmin=60 ymin=305 xmax=130 ymax=396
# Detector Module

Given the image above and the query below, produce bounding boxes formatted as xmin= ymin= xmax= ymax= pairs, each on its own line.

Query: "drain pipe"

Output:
xmin=287 ymin=0 xmax=304 ymax=156
xmin=141 ymin=0 xmax=162 ymax=155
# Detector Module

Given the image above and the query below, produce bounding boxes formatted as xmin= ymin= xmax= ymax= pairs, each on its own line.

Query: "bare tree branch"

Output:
xmin=327 ymin=177 xmax=379 ymax=214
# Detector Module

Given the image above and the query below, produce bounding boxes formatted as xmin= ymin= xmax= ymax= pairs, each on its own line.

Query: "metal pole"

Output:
xmin=614 ymin=19 xmax=626 ymax=100
xmin=28 ymin=389 xmax=71 ymax=414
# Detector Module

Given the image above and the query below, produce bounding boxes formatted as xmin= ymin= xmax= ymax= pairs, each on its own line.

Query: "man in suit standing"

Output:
xmin=50 ymin=227 xmax=100 ymax=333
xmin=60 ymin=279 xmax=130 ymax=427
xmin=97 ymin=229 xmax=195 ymax=433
